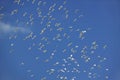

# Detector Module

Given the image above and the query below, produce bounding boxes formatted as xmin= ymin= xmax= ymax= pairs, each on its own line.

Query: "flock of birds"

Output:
xmin=0 ymin=0 xmax=110 ymax=80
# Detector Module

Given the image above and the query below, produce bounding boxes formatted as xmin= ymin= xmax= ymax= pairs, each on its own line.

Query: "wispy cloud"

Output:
xmin=0 ymin=22 xmax=31 ymax=34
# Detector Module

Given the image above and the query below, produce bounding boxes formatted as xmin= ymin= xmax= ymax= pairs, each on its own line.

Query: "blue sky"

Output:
xmin=0 ymin=0 xmax=120 ymax=80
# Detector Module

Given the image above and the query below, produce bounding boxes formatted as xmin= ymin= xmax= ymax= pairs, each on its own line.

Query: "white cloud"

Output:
xmin=0 ymin=22 xmax=30 ymax=34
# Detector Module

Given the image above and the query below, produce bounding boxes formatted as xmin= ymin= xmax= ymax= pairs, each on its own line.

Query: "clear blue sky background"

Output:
xmin=0 ymin=0 xmax=120 ymax=80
